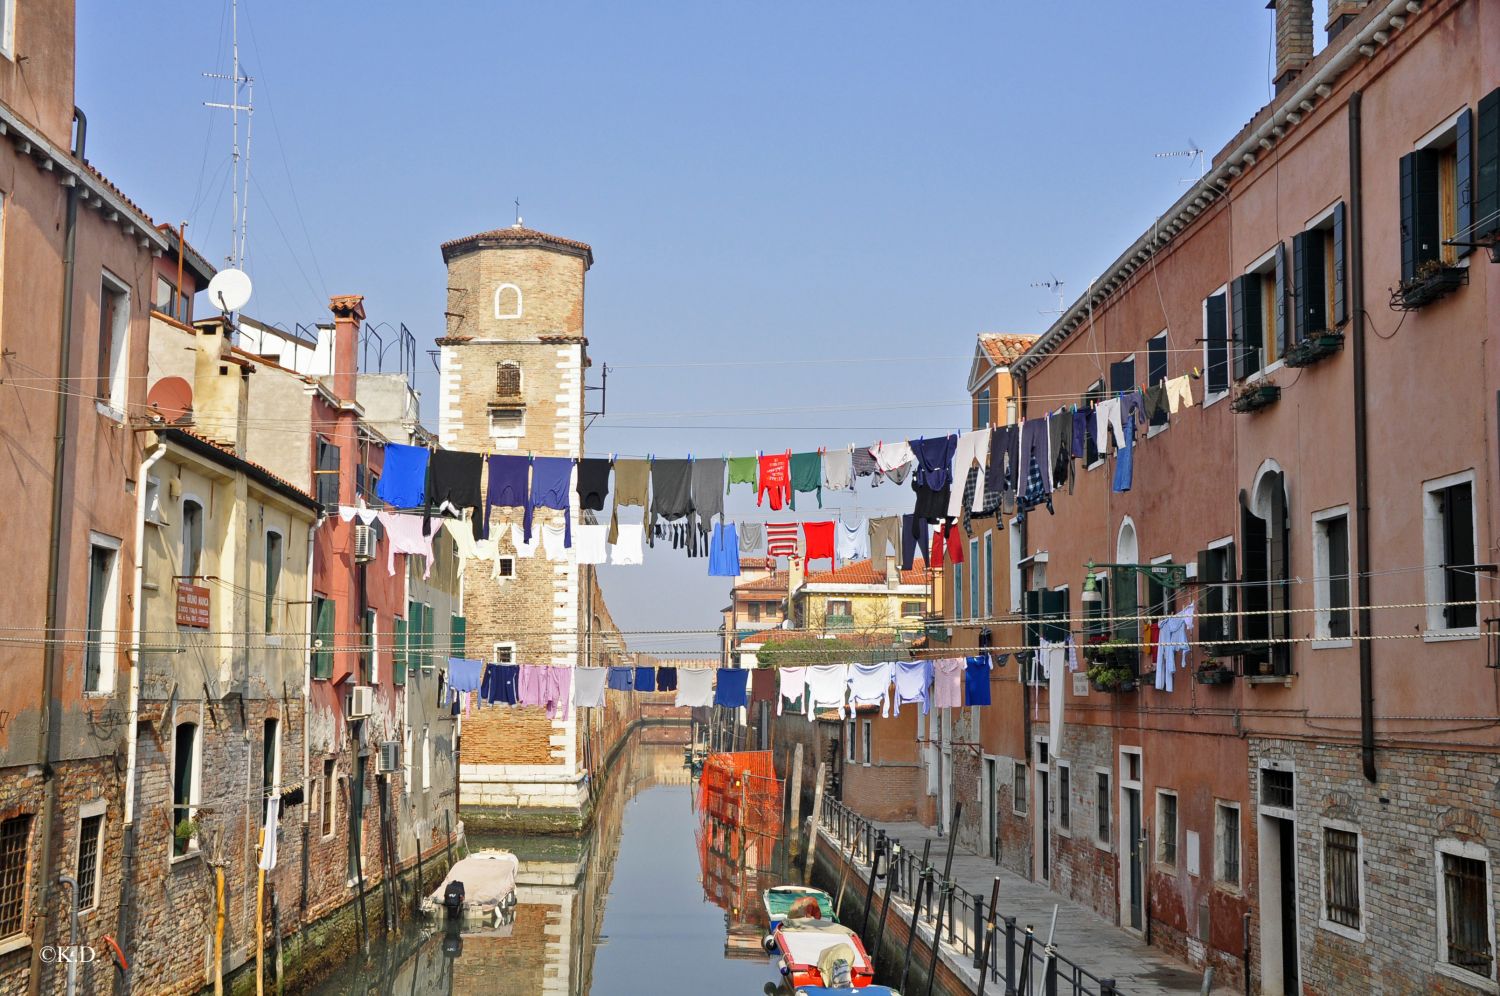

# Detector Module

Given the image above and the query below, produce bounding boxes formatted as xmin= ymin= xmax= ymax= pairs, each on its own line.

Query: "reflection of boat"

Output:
xmin=419 ymin=850 xmax=520 ymax=925
xmin=764 ymin=884 xmax=836 ymax=930
xmin=773 ymin=918 xmax=875 ymax=990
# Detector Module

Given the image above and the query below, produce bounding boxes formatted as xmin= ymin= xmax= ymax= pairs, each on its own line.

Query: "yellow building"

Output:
xmin=789 ymin=557 xmax=930 ymax=637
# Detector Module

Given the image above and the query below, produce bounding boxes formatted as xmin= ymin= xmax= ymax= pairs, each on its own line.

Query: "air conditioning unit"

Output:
xmin=377 ymin=740 xmax=400 ymax=774
xmin=346 ymin=685 xmax=374 ymax=719
xmin=353 ymin=524 xmax=377 ymax=563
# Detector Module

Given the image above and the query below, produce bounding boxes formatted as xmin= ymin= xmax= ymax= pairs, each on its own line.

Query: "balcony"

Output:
xmin=824 ymin=614 xmax=855 ymax=632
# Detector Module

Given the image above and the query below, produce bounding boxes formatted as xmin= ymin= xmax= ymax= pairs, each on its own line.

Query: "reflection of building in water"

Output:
xmin=452 ymin=739 xmax=691 ymax=995
xmin=695 ymin=752 xmax=788 ymax=958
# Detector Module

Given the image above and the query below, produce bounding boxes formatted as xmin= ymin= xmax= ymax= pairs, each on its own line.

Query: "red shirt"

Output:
xmin=802 ymin=521 xmax=835 ymax=564
xmin=758 ymin=452 xmax=791 ymax=510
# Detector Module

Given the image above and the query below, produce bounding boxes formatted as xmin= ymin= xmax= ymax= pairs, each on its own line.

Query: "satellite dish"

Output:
xmin=207 ymin=268 xmax=253 ymax=313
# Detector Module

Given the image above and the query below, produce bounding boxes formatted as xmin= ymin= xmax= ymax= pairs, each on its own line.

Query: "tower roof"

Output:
xmin=439 ymin=223 xmax=593 ymax=268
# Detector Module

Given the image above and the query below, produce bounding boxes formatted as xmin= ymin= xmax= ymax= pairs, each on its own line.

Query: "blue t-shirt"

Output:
xmin=964 ymin=654 xmax=992 ymax=706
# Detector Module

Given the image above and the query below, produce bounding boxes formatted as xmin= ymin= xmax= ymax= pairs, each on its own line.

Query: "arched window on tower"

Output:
xmin=494 ymin=283 xmax=523 ymax=320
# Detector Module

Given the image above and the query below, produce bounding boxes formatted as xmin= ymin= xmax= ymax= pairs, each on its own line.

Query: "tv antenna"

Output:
xmin=1155 ymin=140 xmax=1206 ymax=184
xmin=204 ymin=0 xmax=254 ymax=269
xmin=1031 ymin=275 xmax=1066 ymax=316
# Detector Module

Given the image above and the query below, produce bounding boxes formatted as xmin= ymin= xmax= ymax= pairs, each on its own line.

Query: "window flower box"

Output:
xmin=1086 ymin=660 xmax=1137 ymax=693
xmin=1194 ymin=664 xmax=1235 ymax=686
xmin=1230 ymin=383 xmax=1281 ymax=414
xmin=1284 ymin=331 xmax=1344 ymax=368
xmin=1392 ymin=262 xmax=1467 ymax=311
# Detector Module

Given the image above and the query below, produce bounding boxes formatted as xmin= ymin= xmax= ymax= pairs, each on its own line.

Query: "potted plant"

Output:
xmin=1087 ymin=660 xmax=1137 ymax=693
xmin=1082 ymin=638 xmax=1135 ymax=667
xmin=1230 ymin=381 xmax=1281 ymax=414
xmin=1284 ymin=329 xmax=1344 ymax=367
xmin=1393 ymin=258 xmax=1467 ymax=310
xmin=1194 ymin=656 xmax=1235 ymax=685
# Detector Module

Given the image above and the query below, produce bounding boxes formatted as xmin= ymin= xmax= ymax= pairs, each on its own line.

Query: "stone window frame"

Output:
xmin=1201 ymin=286 xmax=1231 ymax=406
xmin=1311 ymin=504 xmax=1354 ymax=649
xmin=1318 ymin=818 xmax=1367 ymax=944
xmin=1433 ymin=837 xmax=1498 ymax=991
xmin=1056 ymin=761 xmax=1071 ymax=837
xmin=1094 ymin=768 xmax=1112 ymax=852
xmin=1213 ymin=800 xmax=1243 ymax=892
xmin=1012 ymin=760 xmax=1028 ymax=817
xmin=84 ymin=531 xmax=123 ymax=697
xmin=72 ymin=799 xmax=108 ymax=915
xmin=1155 ymin=789 xmax=1179 ymax=872
xmin=1422 ymin=469 xmax=1480 ymax=641
xmin=170 ymin=715 xmax=203 ymax=864
xmin=493 ymin=283 xmax=523 ymax=320
xmin=320 ymin=757 xmax=337 ymax=840
xmin=860 ymin=719 xmax=872 ymax=768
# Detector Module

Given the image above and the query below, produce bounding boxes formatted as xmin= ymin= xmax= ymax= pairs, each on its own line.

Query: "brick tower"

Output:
xmin=437 ymin=223 xmax=601 ymax=832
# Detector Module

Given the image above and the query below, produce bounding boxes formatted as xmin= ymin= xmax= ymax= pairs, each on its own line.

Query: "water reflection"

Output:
xmin=309 ymin=735 xmax=789 ymax=995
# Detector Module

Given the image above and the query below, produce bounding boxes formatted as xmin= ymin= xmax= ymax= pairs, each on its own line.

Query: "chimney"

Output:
xmin=1270 ymin=0 xmax=1314 ymax=93
xmin=328 ymin=294 xmax=365 ymax=404
xmin=191 ymin=317 xmax=252 ymax=452
xmin=1325 ymin=0 xmax=1369 ymax=41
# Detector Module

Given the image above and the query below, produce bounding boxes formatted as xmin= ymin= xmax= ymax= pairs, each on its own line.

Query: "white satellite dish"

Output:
xmin=207 ymin=268 xmax=253 ymax=313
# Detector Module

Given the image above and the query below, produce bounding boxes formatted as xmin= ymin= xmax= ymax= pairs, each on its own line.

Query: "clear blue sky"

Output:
xmin=78 ymin=1 xmax=1326 ymax=653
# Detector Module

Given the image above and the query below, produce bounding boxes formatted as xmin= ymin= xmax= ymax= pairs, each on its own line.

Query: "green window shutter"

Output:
xmin=1456 ymin=106 xmax=1474 ymax=260
xmin=1273 ymin=241 xmax=1288 ymax=354
xmin=1205 ymin=293 xmax=1229 ymax=396
xmin=1476 ymin=88 xmax=1500 ymax=241
xmin=451 ymin=615 xmax=467 ymax=658
xmin=1110 ymin=566 xmax=1138 ymax=645
xmin=1400 ymin=149 xmax=1441 ymax=281
xmin=312 ymin=597 xmax=334 ymax=680
xmin=1231 ymin=275 xmax=1261 ymax=380
xmin=1293 ymin=229 xmax=1326 ymax=340
xmin=1332 ymin=203 xmax=1348 ymax=326
xmin=393 ymin=617 xmax=407 ymax=686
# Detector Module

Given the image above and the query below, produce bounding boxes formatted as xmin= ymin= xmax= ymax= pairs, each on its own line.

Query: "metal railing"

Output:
xmin=820 ymin=797 xmax=1122 ymax=996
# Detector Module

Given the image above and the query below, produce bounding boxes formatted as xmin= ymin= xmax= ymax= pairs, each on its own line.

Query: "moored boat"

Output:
xmin=764 ymin=884 xmax=838 ymax=930
xmin=773 ymin=917 xmax=876 ymax=989
xmin=419 ymin=849 xmax=519 ymax=925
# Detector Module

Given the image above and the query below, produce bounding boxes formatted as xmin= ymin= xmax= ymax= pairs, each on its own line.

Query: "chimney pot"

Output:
xmin=1270 ymin=0 xmax=1315 ymax=92
xmin=1325 ymin=0 xmax=1370 ymax=41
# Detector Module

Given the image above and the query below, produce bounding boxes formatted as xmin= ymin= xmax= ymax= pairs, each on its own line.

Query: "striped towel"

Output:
xmin=766 ymin=522 xmax=800 ymax=558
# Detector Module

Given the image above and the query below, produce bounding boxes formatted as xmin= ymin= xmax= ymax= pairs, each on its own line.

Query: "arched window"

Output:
xmin=1244 ymin=462 xmax=1291 ymax=675
xmin=1114 ymin=518 xmax=1139 ymax=643
xmin=495 ymin=362 xmax=522 ymax=398
xmin=182 ymin=498 xmax=204 ymax=577
xmin=494 ymin=283 xmax=523 ymax=320
xmin=173 ymin=720 xmax=200 ymax=855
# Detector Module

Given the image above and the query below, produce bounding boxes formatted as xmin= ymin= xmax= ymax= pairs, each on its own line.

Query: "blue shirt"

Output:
xmin=634 ymin=666 xmax=657 ymax=693
xmin=964 ymin=654 xmax=992 ymax=706
xmin=377 ymin=443 xmax=430 ymax=509
xmin=712 ymin=668 xmax=750 ymax=709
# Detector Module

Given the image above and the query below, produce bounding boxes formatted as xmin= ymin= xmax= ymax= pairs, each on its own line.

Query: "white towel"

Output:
xmin=675 ymin=668 xmax=716 ymax=708
xmin=572 ymin=666 xmax=608 ymax=709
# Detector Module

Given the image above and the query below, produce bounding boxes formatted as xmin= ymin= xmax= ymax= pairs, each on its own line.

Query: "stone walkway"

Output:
xmin=819 ymin=817 xmax=1205 ymax=995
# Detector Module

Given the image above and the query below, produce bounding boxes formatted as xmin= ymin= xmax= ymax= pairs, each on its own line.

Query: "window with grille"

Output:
xmin=1013 ymin=762 xmax=1028 ymax=815
xmin=1096 ymin=772 xmax=1111 ymax=845
xmin=1157 ymin=792 xmax=1178 ymax=867
xmin=0 ymin=815 xmax=31 ymax=938
xmin=321 ymin=759 xmax=336 ymax=837
xmin=76 ymin=813 xmax=103 ymax=911
xmin=495 ymin=362 xmax=522 ymax=397
xmin=1261 ymin=768 xmax=1295 ymax=809
xmin=1058 ymin=764 xmax=1071 ymax=831
xmin=1443 ymin=851 xmax=1493 ymax=978
xmin=1323 ymin=828 xmax=1361 ymax=930
xmin=1215 ymin=803 xmax=1241 ymax=887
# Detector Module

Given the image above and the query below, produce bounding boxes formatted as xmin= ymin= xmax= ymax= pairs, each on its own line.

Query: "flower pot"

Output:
xmin=1231 ymin=384 xmax=1281 ymax=414
xmin=1285 ymin=332 xmax=1344 ymax=368
xmin=1395 ymin=266 xmax=1467 ymax=310
xmin=1194 ymin=667 xmax=1234 ymax=686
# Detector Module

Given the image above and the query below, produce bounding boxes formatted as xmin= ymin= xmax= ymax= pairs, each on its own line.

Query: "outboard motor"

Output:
xmin=442 ymin=880 xmax=466 ymax=918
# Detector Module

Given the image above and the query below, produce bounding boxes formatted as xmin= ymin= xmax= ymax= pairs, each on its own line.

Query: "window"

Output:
xmin=450 ymin=614 xmax=466 ymax=661
xmin=1402 ymin=111 xmax=1474 ymax=280
xmin=172 ymin=722 xmax=200 ymax=856
xmin=155 ymin=275 xmax=188 ymax=322
xmin=1058 ymin=763 xmax=1071 ymax=832
xmin=496 ymin=556 xmax=515 ymax=579
xmin=1146 ymin=332 xmax=1168 ymax=430
xmin=311 ymin=596 xmax=334 ymax=679
xmin=1145 ymin=557 xmax=1176 ymax=620
xmin=1214 ymin=802 xmax=1241 ymax=887
xmin=1156 ymin=791 xmax=1178 ymax=867
xmin=954 ymin=556 xmax=965 ymax=621
xmin=969 ymin=538 xmax=980 ymax=617
xmin=493 ymin=284 xmax=523 ymax=320
xmin=1013 ymin=762 xmax=1028 ymax=815
xmin=983 ymin=534 xmax=994 ymax=619
xmin=421 ymin=729 xmax=432 ymax=791
xmin=746 ymin=601 xmax=761 ymax=622
xmin=1425 ymin=474 xmax=1478 ymax=634
xmin=97 ymin=272 xmax=130 ymax=410
xmin=846 ymin=721 xmax=856 ymax=763
xmin=0 ymin=815 xmax=31 ymax=938
xmin=1203 ymin=291 xmax=1230 ymax=401
xmin=1261 ymin=767 xmax=1295 ymax=810
xmin=264 ymin=530 xmax=283 ymax=633
xmin=1096 ymin=772 xmax=1111 ymax=845
xmin=1314 ymin=509 xmax=1352 ymax=642
xmin=361 ymin=608 xmax=377 ymax=684
xmin=1197 ymin=540 xmax=1237 ymax=644
xmin=1082 ymin=380 xmax=1107 ymax=465
xmin=976 ymin=387 xmax=991 ymax=429
xmin=181 ymin=499 xmax=204 ymax=578
xmin=827 ymin=600 xmax=853 ymax=630
xmin=314 ymin=437 xmax=340 ymax=508
xmin=495 ymin=361 xmax=522 ymax=397
xmin=492 ymin=642 xmax=514 ymax=665
xmin=75 ymin=809 xmax=104 ymax=912
xmin=393 ymin=616 xmax=408 ymax=686
xmin=320 ymin=759 xmax=336 ymax=837
xmin=900 ymin=600 xmax=924 ymax=618
xmin=84 ymin=537 xmax=120 ymax=694
xmin=490 ymin=407 xmax=523 ymax=433
xmin=1232 ymin=246 xmax=1287 ymax=379
xmin=0 ymin=0 xmax=15 ymax=61
xmin=1439 ymin=842 xmax=1495 ymax=982
xmin=861 ymin=720 xmax=872 ymax=767
xmin=1294 ymin=204 xmax=1348 ymax=337
xmin=262 ymin=718 xmax=280 ymax=819
xmin=1322 ymin=825 xmax=1362 ymax=935
xmin=1242 ymin=469 xmax=1292 ymax=675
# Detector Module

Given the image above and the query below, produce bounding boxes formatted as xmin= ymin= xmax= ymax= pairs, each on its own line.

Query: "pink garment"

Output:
xmin=931 ymin=658 xmax=965 ymax=709
xmin=516 ymin=664 xmax=571 ymax=720
xmin=380 ymin=512 xmax=434 ymax=578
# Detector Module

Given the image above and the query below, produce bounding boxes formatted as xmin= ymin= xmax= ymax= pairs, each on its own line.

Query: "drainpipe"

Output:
xmin=115 ymin=441 xmax=167 ymax=992
xmin=301 ymin=517 xmax=321 ymax=916
xmin=1348 ymin=91 xmax=1377 ymax=783
xmin=30 ymin=106 xmax=87 ymax=995
xmin=1015 ymin=368 xmax=1033 ymax=767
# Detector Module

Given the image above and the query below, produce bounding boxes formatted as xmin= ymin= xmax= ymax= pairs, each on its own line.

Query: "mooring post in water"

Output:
xmin=804 ymin=761 xmax=827 ymax=884
xmin=859 ymin=832 xmax=885 ymax=937
xmin=413 ymin=833 xmax=426 ymax=914
xmin=269 ymin=887 xmax=283 ymax=996
xmin=977 ymin=876 xmax=1000 ymax=996
xmin=788 ymin=742 xmax=804 ymax=857
xmin=899 ymin=867 xmax=931 ymax=993
xmin=923 ymin=880 xmax=952 ymax=996
xmin=872 ymin=842 xmax=898 ymax=960
xmin=444 ymin=809 xmax=455 ymax=870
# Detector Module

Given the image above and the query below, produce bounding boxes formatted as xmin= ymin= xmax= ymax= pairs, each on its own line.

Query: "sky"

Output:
xmin=77 ymin=1 xmax=1328 ymax=655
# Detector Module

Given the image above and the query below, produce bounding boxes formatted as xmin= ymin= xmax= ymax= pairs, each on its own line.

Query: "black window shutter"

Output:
xmin=1295 ymin=229 xmax=1327 ymax=338
xmin=1332 ymin=202 xmax=1348 ymax=326
xmin=1232 ymin=275 xmax=1263 ymax=380
xmin=1206 ymin=293 xmax=1229 ymax=395
xmin=1224 ymin=542 xmax=1239 ymax=642
xmin=1198 ymin=548 xmax=1221 ymax=642
xmin=1110 ymin=565 xmax=1138 ymax=644
xmin=1240 ymin=490 xmax=1269 ymax=644
xmin=1147 ymin=338 xmax=1167 ymax=426
xmin=1477 ymin=88 xmax=1500 ymax=241
xmin=1400 ymin=150 xmax=1442 ymax=280
xmin=1274 ymin=242 xmax=1289 ymax=354
xmin=1042 ymin=588 xmax=1069 ymax=643
xmin=1456 ymin=107 xmax=1474 ymax=260
xmin=1024 ymin=588 xmax=1043 ymax=647
xmin=1292 ymin=232 xmax=1309 ymax=342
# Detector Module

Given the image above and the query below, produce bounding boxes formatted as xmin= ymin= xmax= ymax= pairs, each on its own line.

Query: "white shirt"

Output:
xmin=804 ymin=663 xmax=850 ymax=719
xmin=572 ymin=667 xmax=609 ymax=709
xmin=574 ymin=524 xmax=608 ymax=565
xmin=836 ymin=521 xmax=870 ymax=564
xmin=510 ymin=523 xmax=540 ymax=559
xmin=542 ymin=523 xmax=571 ymax=562
xmin=675 ymin=668 xmax=716 ymax=708
xmin=846 ymin=662 xmax=895 ymax=717
xmin=609 ymin=524 xmax=645 ymax=566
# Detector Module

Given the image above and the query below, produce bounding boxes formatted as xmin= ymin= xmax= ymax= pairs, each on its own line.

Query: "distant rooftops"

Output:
xmin=978 ymin=333 xmax=1039 ymax=368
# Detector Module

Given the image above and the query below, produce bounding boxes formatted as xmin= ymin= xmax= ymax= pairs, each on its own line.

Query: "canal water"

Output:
xmin=308 ymin=734 xmax=790 ymax=995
